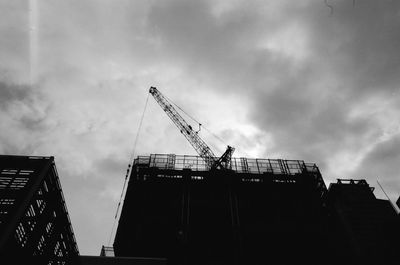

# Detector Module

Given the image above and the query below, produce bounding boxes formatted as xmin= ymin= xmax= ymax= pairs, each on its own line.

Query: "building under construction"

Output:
xmin=1 ymin=154 xmax=397 ymax=265
xmin=0 ymin=155 xmax=79 ymax=265
xmin=113 ymin=154 xmax=329 ymax=264
xmin=113 ymin=87 xmax=399 ymax=265
xmin=113 ymin=154 xmax=399 ymax=265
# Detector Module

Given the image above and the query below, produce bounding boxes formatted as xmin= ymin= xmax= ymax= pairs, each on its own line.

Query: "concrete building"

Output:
xmin=326 ymin=179 xmax=399 ymax=264
xmin=114 ymin=154 xmax=330 ymax=264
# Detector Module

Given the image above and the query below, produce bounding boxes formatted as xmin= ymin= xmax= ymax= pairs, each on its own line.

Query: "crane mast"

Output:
xmin=149 ymin=86 xmax=234 ymax=170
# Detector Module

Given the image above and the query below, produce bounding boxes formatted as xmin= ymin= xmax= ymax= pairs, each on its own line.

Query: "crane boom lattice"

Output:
xmin=149 ymin=86 xmax=234 ymax=170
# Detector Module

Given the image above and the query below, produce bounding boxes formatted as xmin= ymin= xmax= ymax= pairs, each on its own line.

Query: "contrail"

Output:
xmin=29 ymin=0 xmax=38 ymax=86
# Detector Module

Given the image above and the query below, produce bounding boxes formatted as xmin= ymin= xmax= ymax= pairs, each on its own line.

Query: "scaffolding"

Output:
xmin=132 ymin=154 xmax=327 ymax=198
xmin=134 ymin=154 xmax=320 ymax=174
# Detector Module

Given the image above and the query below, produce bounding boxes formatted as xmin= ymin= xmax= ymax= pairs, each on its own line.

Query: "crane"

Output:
xmin=149 ymin=86 xmax=234 ymax=170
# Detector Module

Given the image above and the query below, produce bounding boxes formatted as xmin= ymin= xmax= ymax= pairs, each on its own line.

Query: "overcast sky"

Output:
xmin=1 ymin=0 xmax=400 ymax=255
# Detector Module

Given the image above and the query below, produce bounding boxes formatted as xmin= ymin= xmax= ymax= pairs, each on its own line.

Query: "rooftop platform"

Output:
xmin=133 ymin=154 xmax=321 ymax=175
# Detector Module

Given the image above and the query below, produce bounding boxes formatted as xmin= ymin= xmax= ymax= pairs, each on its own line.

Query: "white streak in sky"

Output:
xmin=29 ymin=0 xmax=38 ymax=86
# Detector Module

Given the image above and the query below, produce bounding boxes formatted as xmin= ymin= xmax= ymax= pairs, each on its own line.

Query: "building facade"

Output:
xmin=326 ymin=179 xmax=399 ymax=264
xmin=114 ymin=154 xmax=331 ymax=264
xmin=114 ymin=154 xmax=399 ymax=265
xmin=0 ymin=155 xmax=79 ymax=265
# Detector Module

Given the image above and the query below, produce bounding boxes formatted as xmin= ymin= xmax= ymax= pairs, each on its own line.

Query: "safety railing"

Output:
xmin=133 ymin=154 xmax=320 ymax=176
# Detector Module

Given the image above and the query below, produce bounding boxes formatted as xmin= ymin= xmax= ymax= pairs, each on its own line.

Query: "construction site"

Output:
xmin=1 ymin=87 xmax=399 ymax=265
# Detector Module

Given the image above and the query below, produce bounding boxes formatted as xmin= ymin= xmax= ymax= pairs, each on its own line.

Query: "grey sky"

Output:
xmin=1 ymin=0 xmax=399 ymax=255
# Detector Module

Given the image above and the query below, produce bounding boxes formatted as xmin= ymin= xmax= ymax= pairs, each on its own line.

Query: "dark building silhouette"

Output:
xmin=100 ymin=246 xmax=115 ymax=257
xmin=76 ymin=245 xmax=167 ymax=264
xmin=1 ymin=154 xmax=398 ymax=265
xmin=396 ymin=196 xmax=400 ymax=209
xmin=326 ymin=179 xmax=399 ymax=264
xmin=114 ymin=154 xmax=400 ymax=265
xmin=114 ymin=154 xmax=332 ymax=264
xmin=76 ymin=255 xmax=166 ymax=265
xmin=0 ymin=155 xmax=79 ymax=265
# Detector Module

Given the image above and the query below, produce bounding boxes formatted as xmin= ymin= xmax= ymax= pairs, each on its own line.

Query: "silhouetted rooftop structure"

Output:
xmin=0 ymin=155 xmax=79 ymax=265
xmin=100 ymin=246 xmax=115 ymax=257
xmin=113 ymin=154 xmax=400 ymax=265
xmin=76 ymin=256 xmax=166 ymax=265
xmin=1 ymin=154 xmax=398 ymax=265
xmin=326 ymin=179 xmax=399 ymax=264
xmin=114 ymin=154 xmax=331 ymax=264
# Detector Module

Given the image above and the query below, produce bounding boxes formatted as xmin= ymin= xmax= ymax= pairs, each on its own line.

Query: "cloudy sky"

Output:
xmin=1 ymin=0 xmax=400 ymax=255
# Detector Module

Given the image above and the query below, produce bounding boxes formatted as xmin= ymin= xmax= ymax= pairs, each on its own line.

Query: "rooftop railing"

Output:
xmin=133 ymin=154 xmax=320 ymax=176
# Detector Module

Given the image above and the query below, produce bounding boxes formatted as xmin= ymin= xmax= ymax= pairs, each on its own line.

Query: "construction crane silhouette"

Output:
xmin=149 ymin=86 xmax=234 ymax=170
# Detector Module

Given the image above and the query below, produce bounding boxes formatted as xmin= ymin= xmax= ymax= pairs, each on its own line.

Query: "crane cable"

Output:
xmin=108 ymin=92 xmax=150 ymax=246
xmin=165 ymin=91 xmax=251 ymax=159
xmin=164 ymin=93 xmax=228 ymax=147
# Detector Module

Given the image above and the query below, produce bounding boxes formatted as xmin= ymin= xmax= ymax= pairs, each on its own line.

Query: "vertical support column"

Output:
xmin=179 ymin=168 xmax=191 ymax=264
xmin=278 ymin=159 xmax=287 ymax=174
xmin=228 ymin=173 xmax=241 ymax=264
xmin=240 ymin=158 xmax=248 ymax=173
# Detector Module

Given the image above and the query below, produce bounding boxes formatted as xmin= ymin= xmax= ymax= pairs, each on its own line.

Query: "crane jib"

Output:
xmin=149 ymin=86 xmax=234 ymax=170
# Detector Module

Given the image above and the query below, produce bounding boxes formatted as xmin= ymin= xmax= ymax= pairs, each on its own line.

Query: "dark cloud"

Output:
xmin=354 ymin=134 xmax=400 ymax=180
xmin=0 ymin=80 xmax=49 ymax=130
xmin=0 ymin=81 xmax=31 ymax=108
xmin=352 ymin=134 xmax=400 ymax=200
xmin=305 ymin=0 xmax=400 ymax=96
xmin=240 ymin=1 xmax=400 ymax=167
xmin=0 ymin=80 xmax=52 ymax=156
xmin=146 ymin=0 xmax=272 ymax=92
